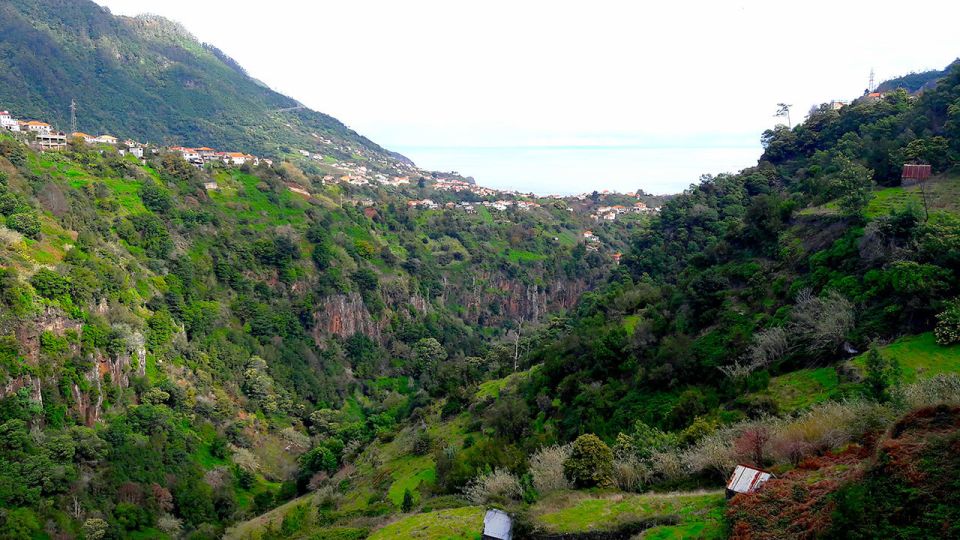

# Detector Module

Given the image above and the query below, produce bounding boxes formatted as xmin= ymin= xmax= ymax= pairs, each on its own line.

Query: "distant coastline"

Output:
xmin=392 ymin=144 xmax=762 ymax=195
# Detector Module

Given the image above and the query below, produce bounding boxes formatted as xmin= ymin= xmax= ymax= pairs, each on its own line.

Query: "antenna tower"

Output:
xmin=70 ymin=99 xmax=77 ymax=134
xmin=869 ymin=68 xmax=875 ymax=92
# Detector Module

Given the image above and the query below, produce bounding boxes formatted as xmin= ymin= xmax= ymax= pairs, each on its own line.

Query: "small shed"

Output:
xmin=482 ymin=509 xmax=512 ymax=540
xmin=902 ymin=163 xmax=931 ymax=186
xmin=726 ymin=464 xmax=772 ymax=498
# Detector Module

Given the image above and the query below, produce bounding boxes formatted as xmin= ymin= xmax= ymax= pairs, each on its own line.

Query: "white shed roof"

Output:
xmin=483 ymin=509 xmax=512 ymax=540
xmin=727 ymin=464 xmax=772 ymax=494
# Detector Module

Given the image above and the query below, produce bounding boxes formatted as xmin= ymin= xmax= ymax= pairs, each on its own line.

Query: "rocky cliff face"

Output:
xmin=310 ymin=272 xmax=589 ymax=344
xmin=312 ymin=293 xmax=385 ymax=344
xmin=1 ymin=308 xmax=145 ymax=425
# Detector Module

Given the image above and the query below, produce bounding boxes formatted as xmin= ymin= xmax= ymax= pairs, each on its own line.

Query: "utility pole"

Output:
xmin=70 ymin=99 xmax=77 ymax=134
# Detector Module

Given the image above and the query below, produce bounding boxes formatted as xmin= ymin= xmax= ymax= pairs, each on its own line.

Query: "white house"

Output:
xmin=128 ymin=146 xmax=144 ymax=158
xmin=94 ymin=134 xmax=118 ymax=145
xmin=0 ymin=111 xmax=19 ymax=131
xmin=173 ymin=147 xmax=201 ymax=161
xmin=24 ymin=121 xmax=52 ymax=134
xmin=224 ymin=152 xmax=249 ymax=166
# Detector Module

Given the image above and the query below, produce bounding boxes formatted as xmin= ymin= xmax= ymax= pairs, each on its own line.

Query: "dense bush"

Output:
xmin=563 ymin=434 xmax=614 ymax=488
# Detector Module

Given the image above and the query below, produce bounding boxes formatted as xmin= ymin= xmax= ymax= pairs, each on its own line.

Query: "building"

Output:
xmin=172 ymin=147 xmax=202 ymax=162
xmin=94 ymin=135 xmax=118 ymax=145
xmin=23 ymin=121 xmax=53 ymax=134
xmin=196 ymin=147 xmax=217 ymax=161
xmin=128 ymin=146 xmax=144 ymax=158
xmin=0 ymin=111 xmax=20 ymax=131
xmin=36 ymin=131 xmax=67 ymax=151
xmin=482 ymin=509 xmax=512 ymax=540
xmin=902 ymin=163 xmax=932 ymax=186
xmin=71 ymin=132 xmax=97 ymax=143
xmin=726 ymin=464 xmax=772 ymax=498
xmin=223 ymin=152 xmax=258 ymax=166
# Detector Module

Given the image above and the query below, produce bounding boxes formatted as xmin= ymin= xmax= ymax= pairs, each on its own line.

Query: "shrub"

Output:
xmin=30 ymin=268 xmax=71 ymax=299
xmin=935 ymin=298 xmax=960 ymax=345
xmin=612 ymin=456 xmax=651 ymax=492
xmin=412 ymin=430 xmax=431 ymax=456
xmin=789 ymin=289 xmax=854 ymax=360
xmin=7 ymin=212 xmax=40 ymax=239
xmin=140 ymin=180 xmax=173 ymax=213
xmin=529 ymin=444 xmax=572 ymax=494
xmin=464 ymin=468 xmax=522 ymax=504
xmin=563 ymin=434 xmax=614 ymax=488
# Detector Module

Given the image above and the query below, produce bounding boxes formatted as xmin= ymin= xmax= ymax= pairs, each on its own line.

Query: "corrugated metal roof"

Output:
xmin=727 ymin=465 xmax=772 ymax=494
xmin=483 ymin=509 xmax=512 ymax=540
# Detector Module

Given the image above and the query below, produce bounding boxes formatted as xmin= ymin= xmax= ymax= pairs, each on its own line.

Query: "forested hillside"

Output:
xmin=0 ymin=130 xmax=629 ymax=538
xmin=218 ymin=63 xmax=960 ymax=540
xmin=3 ymin=1 xmax=960 ymax=537
xmin=0 ymin=0 xmax=401 ymax=167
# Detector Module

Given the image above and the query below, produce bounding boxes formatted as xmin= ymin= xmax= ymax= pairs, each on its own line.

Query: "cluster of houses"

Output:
xmin=406 ymin=198 xmax=543 ymax=213
xmin=433 ymin=178 xmax=507 ymax=198
xmin=1 ymin=110 xmax=72 ymax=151
xmin=170 ymin=146 xmax=271 ymax=168
xmin=593 ymin=201 xmax=659 ymax=221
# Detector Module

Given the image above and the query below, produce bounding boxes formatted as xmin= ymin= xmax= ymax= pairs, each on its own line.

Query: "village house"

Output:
xmin=195 ymin=147 xmax=217 ymax=161
xmin=36 ymin=131 xmax=67 ymax=151
xmin=23 ymin=120 xmax=53 ymax=134
xmin=94 ymin=134 xmax=118 ymax=145
xmin=223 ymin=152 xmax=249 ymax=166
xmin=71 ymin=132 xmax=97 ymax=143
xmin=407 ymin=199 xmax=438 ymax=210
xmin=0 ymin=111 xmax=20 ymax=131
xmin=128 ymin=146 xmax=144 ymax=158
xmin=171 ymin=146 xmax=201 ymax=162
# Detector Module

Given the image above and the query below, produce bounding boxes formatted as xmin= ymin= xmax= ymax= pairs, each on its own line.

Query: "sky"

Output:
xmin=94 ymin=0 xmax=960 ymax=194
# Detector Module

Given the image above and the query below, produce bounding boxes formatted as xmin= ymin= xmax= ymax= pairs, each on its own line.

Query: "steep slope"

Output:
xmin=875 ymin=59 xmax=960 ymax=94
xmin=0 ymin=0 xmax=402 ymax=166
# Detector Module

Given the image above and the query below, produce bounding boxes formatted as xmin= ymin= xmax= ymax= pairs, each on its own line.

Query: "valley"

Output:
xmin=1 ymin=1 xmax=960 ymax=539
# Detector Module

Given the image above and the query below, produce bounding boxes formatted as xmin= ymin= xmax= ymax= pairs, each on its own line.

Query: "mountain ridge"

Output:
xmin=0 ymin=0 xmax=409 ymax=168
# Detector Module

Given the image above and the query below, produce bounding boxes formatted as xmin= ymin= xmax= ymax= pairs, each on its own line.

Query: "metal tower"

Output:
xmin=70 ymin=99 xmax=77 ymax=134
xmin=869 ymin=69 xmax=875 ymax=93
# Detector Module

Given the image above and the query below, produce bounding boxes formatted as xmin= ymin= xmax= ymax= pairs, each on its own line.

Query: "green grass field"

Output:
xmin=800 ymin=176 xmax=960 ymax=220
xmin=850 ymin=332 xmax=960 ymax=383
xmin=764 ymin=367 xmax=840 ymax=412
xmin=530 ymin=490 xmax=725 ymax=537
xmin=367 ymin=507 xmax=484 ymax=540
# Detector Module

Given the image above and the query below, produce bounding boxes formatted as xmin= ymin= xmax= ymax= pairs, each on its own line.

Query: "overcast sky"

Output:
xmin=94 ymin=0 xmax=960 ymax=194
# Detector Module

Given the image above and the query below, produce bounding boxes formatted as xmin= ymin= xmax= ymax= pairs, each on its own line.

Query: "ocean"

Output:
xmin=391 ymin=145 xmax=764 ymax=196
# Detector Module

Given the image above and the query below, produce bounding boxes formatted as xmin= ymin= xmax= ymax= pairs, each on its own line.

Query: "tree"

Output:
xmin=401 ymin=488 xmax=414 ymax=512
xmin=82 ymin=518 xmax=109 ymax=540
xmin=30 ymin=268 xmax=71 ymax=299
xmin=935 ymin=297 xmax=960 ymax=345
xmin=863 ymin=345 xmax=901 ymax=402
xmin=140 ymin=180 xmax=173 ymax=213
xmin=412 ymin=338 xmax=447 ymax=376
xmin=834 ymin=156 xmax=875 ymax=220
xmin=563 ymin=434 xmax=614 ymax=488
xmin=0 ymin=507 xmax=40 ymax=540
xmin=6 ymin=212 xmax=40 ymax=239
xmin=775 ymin=103 xmax=793 ymax=128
